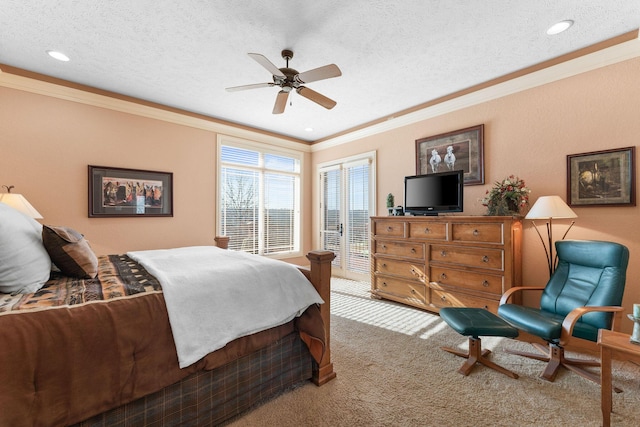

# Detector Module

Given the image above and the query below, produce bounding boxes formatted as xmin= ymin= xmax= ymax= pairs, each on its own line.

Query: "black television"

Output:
xmin=404 ymin=170 xmax=464 ymax=216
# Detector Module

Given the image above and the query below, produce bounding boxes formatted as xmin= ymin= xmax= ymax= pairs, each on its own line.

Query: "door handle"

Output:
xmin=339 ymin=223 xmax=344 ymax=236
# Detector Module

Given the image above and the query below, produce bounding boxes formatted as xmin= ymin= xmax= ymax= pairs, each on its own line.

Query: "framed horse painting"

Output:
xmin=415 ymin=124 xmax=484 ymax=185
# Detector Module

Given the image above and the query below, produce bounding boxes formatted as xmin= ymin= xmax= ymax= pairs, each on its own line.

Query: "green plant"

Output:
xmin=386 ymin=193 xmax=395 ymax=208
xmin=482 ymin=175 xmax=530 ymax=216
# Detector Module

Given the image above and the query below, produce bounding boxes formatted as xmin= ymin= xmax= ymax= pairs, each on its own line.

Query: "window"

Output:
xmin=218 ymin=138 xmax=301 ymax=256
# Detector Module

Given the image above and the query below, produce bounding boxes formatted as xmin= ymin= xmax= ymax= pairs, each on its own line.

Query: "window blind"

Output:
xmin=219 ymin=143 xmax=300 ymax=256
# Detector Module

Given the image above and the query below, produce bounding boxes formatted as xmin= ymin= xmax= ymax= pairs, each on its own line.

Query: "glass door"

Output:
xmin=319 ymin=153 xmax=375 ymax=281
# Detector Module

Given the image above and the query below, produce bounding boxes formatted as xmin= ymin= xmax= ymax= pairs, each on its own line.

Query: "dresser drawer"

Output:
xmin=370 ymin=216 xmax=521 ymax=316
xmin=373 ymin=275 xmax=427 ymax=305
xmin=374 ymin=257 xmax=426 ymax=281
xmin=374 ymin=220 xmax=405 ymax=238
xmin=431 ymin=267 xmax=504 ymax=295
xmin=408 ymin=222 xmax=448 ymax=240
xmin=451 ymin=223 xmax=504 ymax=244
xmin=431 ymin=289 xmax=499 ymax=313
xmin=430 ymin=245 xmax=504 ymax=271
xmin=375 ymin=240 xmax=424 ymax=259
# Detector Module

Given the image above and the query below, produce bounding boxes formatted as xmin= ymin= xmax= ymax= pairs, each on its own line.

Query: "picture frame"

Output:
xmin=566 ymin=147 xmax=635 ymax=207
xmin=88 ymin=165 xmax=173 ymax=217
xmin=415 ymin=124 xmax=484 ymax=185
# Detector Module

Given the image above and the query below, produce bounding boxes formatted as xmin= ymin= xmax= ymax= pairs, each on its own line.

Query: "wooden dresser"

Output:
xmin=370 ymin=216 xmax=522 ymax=314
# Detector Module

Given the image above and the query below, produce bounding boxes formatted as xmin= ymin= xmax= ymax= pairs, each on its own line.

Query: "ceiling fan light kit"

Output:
xmin=226 ymin=49 xmax=341 ymax=114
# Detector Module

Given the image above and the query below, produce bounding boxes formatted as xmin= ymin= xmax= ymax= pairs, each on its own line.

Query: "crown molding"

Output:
xmin=0 ymin=68 xmax=312 ymax=153
xmin=2 ymin=30 xmax=638 ymax=156
xmin=311 ymin=31 xmax=640 ymax=153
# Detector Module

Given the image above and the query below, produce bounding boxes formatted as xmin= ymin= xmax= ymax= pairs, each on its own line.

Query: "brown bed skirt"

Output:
xmin=0 ymin=252 xmax=330 ymax=426
xmin=73 ymin=331 xmax=313 ymax=426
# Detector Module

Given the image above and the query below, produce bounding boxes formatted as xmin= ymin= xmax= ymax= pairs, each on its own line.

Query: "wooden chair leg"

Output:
xmin=540 ymin=344 xmax=562 ymax=381
xmin=504 ymin=343 xmax=550 ymax=362
xmin=442 ymin=337 xmax=518 ymax=379
xmin=506 ymin=342 xmax=623 ymax=392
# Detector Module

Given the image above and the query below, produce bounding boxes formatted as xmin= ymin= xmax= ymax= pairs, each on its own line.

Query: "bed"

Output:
xmin=0 ymin=203 xmax=335 ymax=426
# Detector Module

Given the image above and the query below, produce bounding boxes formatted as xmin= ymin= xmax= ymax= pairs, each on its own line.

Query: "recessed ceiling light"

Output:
xmin=304 ymin=127 xmax=314 ymax=132
xmin=46 ymin=50 xmax=70 ymax=62
xmin=546 ymin=20 xmax=574 ymax=35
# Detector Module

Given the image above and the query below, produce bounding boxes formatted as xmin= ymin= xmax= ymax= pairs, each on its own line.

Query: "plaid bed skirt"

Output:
xmin=73 ymin=331 xmax=313 ymax=426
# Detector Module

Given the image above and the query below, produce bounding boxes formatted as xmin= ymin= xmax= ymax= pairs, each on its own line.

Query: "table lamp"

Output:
xmin=0 ymin=185 xmax=43 ymax=219
xmin=525 ymin=195 xmax=577 ymax=276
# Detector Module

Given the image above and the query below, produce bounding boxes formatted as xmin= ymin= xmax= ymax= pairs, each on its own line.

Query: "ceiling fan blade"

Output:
xmin=295 ymin=64 xmax=342 ymax=84
xmin=272 ymin=90 xmax=289 ymax=114
xmin=296 ymin=86 xmax=337 ymax=110
xmin=225 ymin=82 xmax=275 ymax=92
xmin=248 ymin=53 xmax=285 ymax=78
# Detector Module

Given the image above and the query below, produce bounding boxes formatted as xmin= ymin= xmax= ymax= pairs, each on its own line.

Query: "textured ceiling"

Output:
xmin=1 ymin=1 xmax=639 ymax=141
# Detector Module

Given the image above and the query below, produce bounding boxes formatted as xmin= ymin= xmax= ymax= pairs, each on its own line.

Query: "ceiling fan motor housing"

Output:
xmin=274 ymin=67 xmax=301 ymax=91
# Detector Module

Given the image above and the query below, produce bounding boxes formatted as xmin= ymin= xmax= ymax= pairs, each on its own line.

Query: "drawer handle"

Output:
xmin=482 ymin=280 xmax=489 ymax=287
xmin=440 ymin=273 xmax=447 ymax=281
xmin=424 ymin=227 xmax=430 ymax=234
xmin=382 ymin=263 xmax=387 ymax=268
xmin=440 ymin=295 xmax=447 ymax=302
xmin=410 ymin=268 xmax=416 ymax=274
xmin=382 ymin=244 xmax=387 ymax=250
xmin=387 ymin=226 xmax=393 ymax=232
xmin=473 ymin=229 xmax=480 ymax=236
xmin=411 ymin=289 xmax=416 ymax=294
xmin=482 ymin=255 xmax=489 ymax=263
xmin=483 ymin=305 xmax=489 ymax=310
xmin=411 ymin=248 xmax=416 ymax=253
xmin=382 ymin=282 xmax=388 ymax=287
xmin=440 ymin=250 xmax=447 ymax=257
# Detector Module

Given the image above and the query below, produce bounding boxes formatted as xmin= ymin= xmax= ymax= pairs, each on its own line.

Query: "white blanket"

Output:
xmin=127 ymin=246 xmax=323 ymax=368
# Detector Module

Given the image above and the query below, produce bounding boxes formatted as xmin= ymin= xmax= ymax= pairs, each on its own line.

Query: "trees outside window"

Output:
xmin=218 ymin=141 xmax=301 ymax=256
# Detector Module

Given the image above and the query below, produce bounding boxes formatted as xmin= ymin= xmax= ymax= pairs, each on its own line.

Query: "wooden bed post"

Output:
xmin=214 ymin=236 xmax=230 ymax=249
xmin=306 ymin=250 xmax=336 ymax=386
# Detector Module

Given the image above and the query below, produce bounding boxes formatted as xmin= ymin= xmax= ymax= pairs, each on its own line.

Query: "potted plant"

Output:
xmin=482 ymin=175 xmax=530 ymax=216
xmin=386 ymin=193 xmax=395 ymax=216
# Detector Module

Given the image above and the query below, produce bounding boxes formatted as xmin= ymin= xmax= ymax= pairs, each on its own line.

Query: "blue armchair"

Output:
xmin=498 ymin=240 xmax=629 ymax=384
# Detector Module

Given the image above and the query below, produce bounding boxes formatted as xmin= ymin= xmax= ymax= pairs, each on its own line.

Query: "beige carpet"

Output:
xmin=228 ymin=278 xmax=640 ymax=426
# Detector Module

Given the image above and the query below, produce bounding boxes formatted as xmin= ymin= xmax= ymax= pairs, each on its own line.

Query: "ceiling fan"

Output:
xmin=225 ymin=49 xmax=342 ymax=114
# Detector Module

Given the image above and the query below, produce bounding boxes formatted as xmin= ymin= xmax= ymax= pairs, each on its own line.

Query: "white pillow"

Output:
xmin=0 ymin=203 xmax=52 ymax=293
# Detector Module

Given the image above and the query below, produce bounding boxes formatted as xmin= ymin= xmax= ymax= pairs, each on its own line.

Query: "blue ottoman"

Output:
xmin=440 ymin=307 xmax=519 ymax=379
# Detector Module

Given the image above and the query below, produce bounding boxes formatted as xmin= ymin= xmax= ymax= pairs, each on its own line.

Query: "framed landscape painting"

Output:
xmin=566 ymin=147 xmax=635 ymax=207
xmin=415 ymin=124 xmax=484 ymax=185
xmin=89 ymin=165 xmax=173 ymax=217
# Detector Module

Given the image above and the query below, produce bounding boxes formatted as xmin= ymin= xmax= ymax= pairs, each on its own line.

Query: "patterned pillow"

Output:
xmin=42 ymin=225 xmax=98 ymax=279
xmin=0 ymin=203 xmax=51 ymax=293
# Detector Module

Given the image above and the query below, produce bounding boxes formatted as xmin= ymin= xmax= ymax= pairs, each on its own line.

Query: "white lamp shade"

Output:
xmin=0 ymin=193 xmax=43 ymax=219
xmin=525 ymin=195 xmax=577 ymax=219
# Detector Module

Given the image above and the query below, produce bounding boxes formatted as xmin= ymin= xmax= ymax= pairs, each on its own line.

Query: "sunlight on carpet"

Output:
xmin=330 ymin=276 xmax=507 ymax=347
xmin=331 ymin=278 xmax=443 ymax=337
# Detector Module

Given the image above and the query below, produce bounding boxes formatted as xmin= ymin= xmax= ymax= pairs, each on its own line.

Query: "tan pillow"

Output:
xmin=42 ymin=225 xmax=98 ymax=279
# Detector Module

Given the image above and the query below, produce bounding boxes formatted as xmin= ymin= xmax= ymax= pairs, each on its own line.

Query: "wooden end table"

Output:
xmin=597 ymin=329 xmax=640 ymax=427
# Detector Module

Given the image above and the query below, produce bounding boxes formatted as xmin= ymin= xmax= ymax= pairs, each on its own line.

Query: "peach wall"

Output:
xmin=311 ymin=57 xmax=640 ymax=333
xmin=0 ymin=86 xmax=313 ymax=264
xmin=2 ymin=56 xmax=639 ymax=333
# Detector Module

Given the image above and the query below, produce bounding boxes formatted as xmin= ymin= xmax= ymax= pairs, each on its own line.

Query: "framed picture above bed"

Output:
xmin=88 ymin=165 xmax=173 ymax=217
xmin=415 ymin=124 xmax=484 ymax=185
